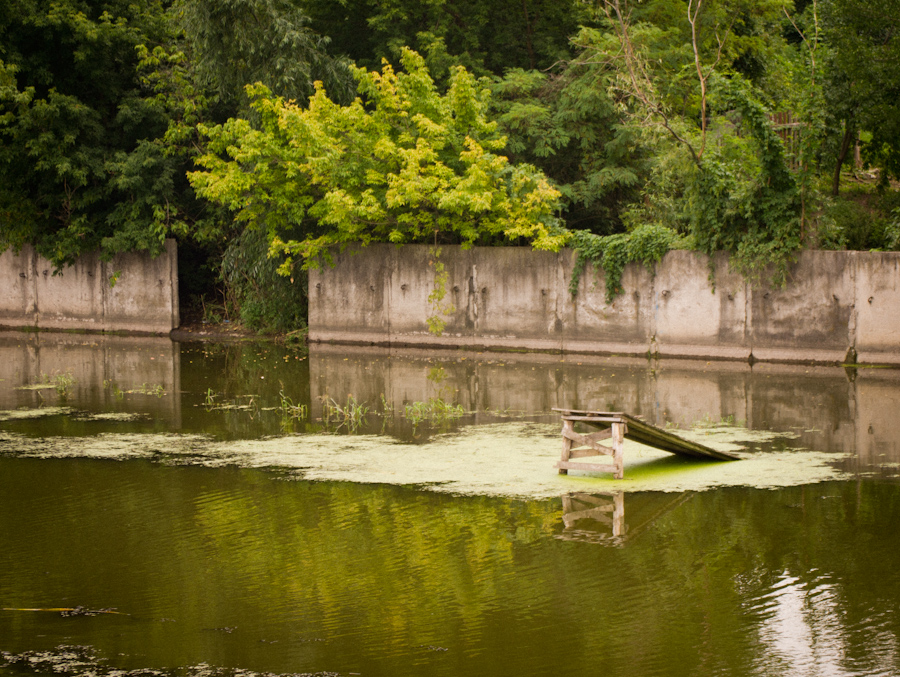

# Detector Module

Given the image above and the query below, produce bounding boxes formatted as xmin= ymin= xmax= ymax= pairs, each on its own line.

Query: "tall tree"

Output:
xmin=821 ymin=0 xmax=900 ymax=193
xmin=0 ymin=0 xmax=355 ymax=269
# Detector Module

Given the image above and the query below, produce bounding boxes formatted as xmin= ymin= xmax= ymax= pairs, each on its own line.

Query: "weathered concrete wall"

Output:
xmin=309 ymin=245 xmax=900 ymax=365
xmin=0 ymin=240 xmax=179 ymax=334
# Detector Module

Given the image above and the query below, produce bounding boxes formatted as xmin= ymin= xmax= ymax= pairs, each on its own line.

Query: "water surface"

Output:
xmin=1 ymin=333 xmax=899 ymax=676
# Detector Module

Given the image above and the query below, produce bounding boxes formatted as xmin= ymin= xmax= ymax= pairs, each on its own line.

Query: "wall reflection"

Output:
xmin=2 ymin=333 xmax=899 ymax=478
xmin=0 ymin=331 xmax=180 ymax=426
xmin=308 ymin=345 xmax=900 ymax=471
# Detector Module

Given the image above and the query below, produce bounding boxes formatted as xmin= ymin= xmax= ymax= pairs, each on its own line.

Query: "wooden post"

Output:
xmin=612 ymin=492 xmax=625 ymax=537
xmin=612 ymin=421 xmax=625 ymax=480
xmin=559 ymin=418 xmax=574 ymax=474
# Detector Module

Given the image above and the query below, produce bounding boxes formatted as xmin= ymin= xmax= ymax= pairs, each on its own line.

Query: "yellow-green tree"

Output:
xmin=189 ymin=48 xmax=567 ymax=274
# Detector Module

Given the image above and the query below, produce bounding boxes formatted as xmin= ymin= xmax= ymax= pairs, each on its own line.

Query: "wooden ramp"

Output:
xmin=553 ymin=408 xmax=740 ymax=479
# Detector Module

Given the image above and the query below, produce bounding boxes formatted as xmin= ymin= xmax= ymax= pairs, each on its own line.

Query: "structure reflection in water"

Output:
xmin=558 ymin=492 xmax=626 ymax=543
xmin=557 ymin=490 xmax=698 ymax=546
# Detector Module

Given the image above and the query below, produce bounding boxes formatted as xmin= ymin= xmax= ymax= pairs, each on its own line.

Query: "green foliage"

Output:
xmin=817 ymin=188 xmax=900 ymax=252
xmin=190 ymin=49 xmax=568 ymax=273
xmin=490 ymin=54 xmax=648 ymax=235
xmin=426 ymin=248 xmax=455 ymax=335
xmin=403 ymin=398 xmax=465 ymax=427
xmin=320 ymin=394 xmax=370 ymax=433
xmin=173 ymin=0 xmax=354 ymax=109
xmin=0 ymin=0 xmax=177 ymax=266
xmin=222 ymin=227 xmax=307 ymax=333
xmin=299 ymin=0 xmax=595 ymax=80
xmin=569 ymin=225 xmax=687 ymax=303
xmin=886 ymin=211 xmax=900 ymax=251
xmin=821 ymin=0 xmax=900 ymax=185
xmin=278 ymin=389 xmax=308 ymax=431
xmin=684 ymin=77 xmax=801 ymax=281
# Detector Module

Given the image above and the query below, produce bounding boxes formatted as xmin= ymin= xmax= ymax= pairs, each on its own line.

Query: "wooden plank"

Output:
xmin=556 ymin=408 xmax=739 ymax=460
xmin=611 ymin=421 xmax=625 ymax=480
xmin=567 ymin=492 xmax=619 ymax=505
xmin=563 ymin=509 xmax=614 ymax=528
xmin=612 ymin=492 xmax=625 ymax=536
xmin=561 ymin=415 xmax=625 ymax=423
xmin=555 ymin=461 xmax=619 ymax=473
xmin=619 ymin=414 xmax=740 ymax=460
xmin=559 ymin=418 xmax=574 ymax=475
xmin=563 ymin=428 xmax=613 ymax=448
xmin=567 ymin=502 xmax=615 ymax=515
xmin=569 ymin=447 xmax=612 ymax=459
xmin=553 ymin=408 xmax=625 ymax=416
xmin=583 ymin=429 xmax=613 ymax=442
xmin=555 ymin=409 xmax=740 ymax=482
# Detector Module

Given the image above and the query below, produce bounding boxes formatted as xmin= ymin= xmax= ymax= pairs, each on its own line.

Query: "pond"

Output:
xmin=1 ymin=332 xmax=900 ymax=677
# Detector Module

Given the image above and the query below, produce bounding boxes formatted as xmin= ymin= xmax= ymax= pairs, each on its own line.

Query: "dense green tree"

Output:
xmin=172 ymin=0 xmax=355 ymax=111
xmin=0 ymin=0 xmax=355 ymax=272
xmin=490 ymin=60 xmax=648 ymax=235
xmin=0 ymin=0 xmax=178 ymax=265
xmin=821 ymin=0 xmax=900 ymax=193
xmin=497 ymin=0 xmax=803 ymax=284
xmin=299 ymin=0 xmax=596 ymax=81
xmin=189 ymin=49 xmax=567 ymax=274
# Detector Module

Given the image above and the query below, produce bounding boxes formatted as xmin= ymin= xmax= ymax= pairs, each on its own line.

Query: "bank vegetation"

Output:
xmin=2 ymin=0 xmax=900 ymax=332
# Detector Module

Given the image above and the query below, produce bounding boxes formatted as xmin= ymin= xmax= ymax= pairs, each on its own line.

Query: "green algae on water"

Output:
xmin=73 ymin=412 xmax=151 ymax=422
xmin=0 ymin=407 xmax=74 ymax=422
xmin=0 ymin=422 xmax=852 ymax=498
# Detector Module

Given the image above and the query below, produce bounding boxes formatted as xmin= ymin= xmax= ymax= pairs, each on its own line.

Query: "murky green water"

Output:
xmin=2 ymin=333 xmax=900 ymax=676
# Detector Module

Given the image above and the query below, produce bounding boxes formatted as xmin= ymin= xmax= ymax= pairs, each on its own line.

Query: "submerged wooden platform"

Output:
xmin=553 ymin=408 xmax=740 ymax=479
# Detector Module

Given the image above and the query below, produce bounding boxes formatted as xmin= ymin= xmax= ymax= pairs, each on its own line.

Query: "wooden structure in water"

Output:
xmin=553 ymin=409 xmax=740 ymax=479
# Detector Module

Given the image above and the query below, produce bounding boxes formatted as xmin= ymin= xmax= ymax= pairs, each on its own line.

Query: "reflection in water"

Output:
xmin=1 ymin=464 xmax=900 ymax=677
xmin=0 ymin=331 xmax=181 ymax=429
xmin=3 ymin=333 xmax=900 ymax=476
xmin=2 ymin=334 xmax=900 ymax=675
xmin=557 ymin=491 xmax=702 ymax=546
xmin=559 ymin=492 xmax=626 ymax=543
xmin=755 ymin=573 xmax=851 ymax=676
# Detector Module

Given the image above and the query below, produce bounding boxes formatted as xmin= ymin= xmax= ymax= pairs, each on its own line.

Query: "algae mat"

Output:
xmin=0 ymin=417 xmax=852 ymax=498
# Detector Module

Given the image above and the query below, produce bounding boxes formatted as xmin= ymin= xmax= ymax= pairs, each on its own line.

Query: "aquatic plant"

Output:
xmin=403 ymin=398 xmax=465 ymax=426
xmin=127 ymin=383 xmax=166 ymax=397
xmin=379 ymin=393 xmax=394 ymax=419
xmin=320 ymin=394 xmax=370 ymax=433
xmin=279 ymin=390 xmax=309 ymax=432
xmin=21 ymin=371 xmax=78 ymax=399
xmin=52 ymin=372 xmax=75 ymax=398
xmin=102 ymin=379 xmax=125 ymax=400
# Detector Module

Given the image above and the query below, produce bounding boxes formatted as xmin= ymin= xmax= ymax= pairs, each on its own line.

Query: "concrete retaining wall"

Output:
xmin=0 ymin=240 xmax=179 ymax=334
xmin=309 ymin=245 xmax=900 ymax=365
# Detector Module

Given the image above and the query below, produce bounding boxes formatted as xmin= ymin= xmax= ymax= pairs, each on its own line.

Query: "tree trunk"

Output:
xmin=832 ymin=122 xmax=855 ymax=196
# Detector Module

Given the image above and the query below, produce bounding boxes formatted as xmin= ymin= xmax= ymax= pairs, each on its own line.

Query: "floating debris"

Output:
xmin=2 ymin=606 xmax=127 ymax=617
xmin=0 ymin=645 xmax=340 ymax=677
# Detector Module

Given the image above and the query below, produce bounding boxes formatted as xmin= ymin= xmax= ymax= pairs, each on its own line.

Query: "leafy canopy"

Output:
xmin=0 ymin=0 xmax=176 ymax=266
xmin=189 ymin=48 xmax=567 ymax=273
